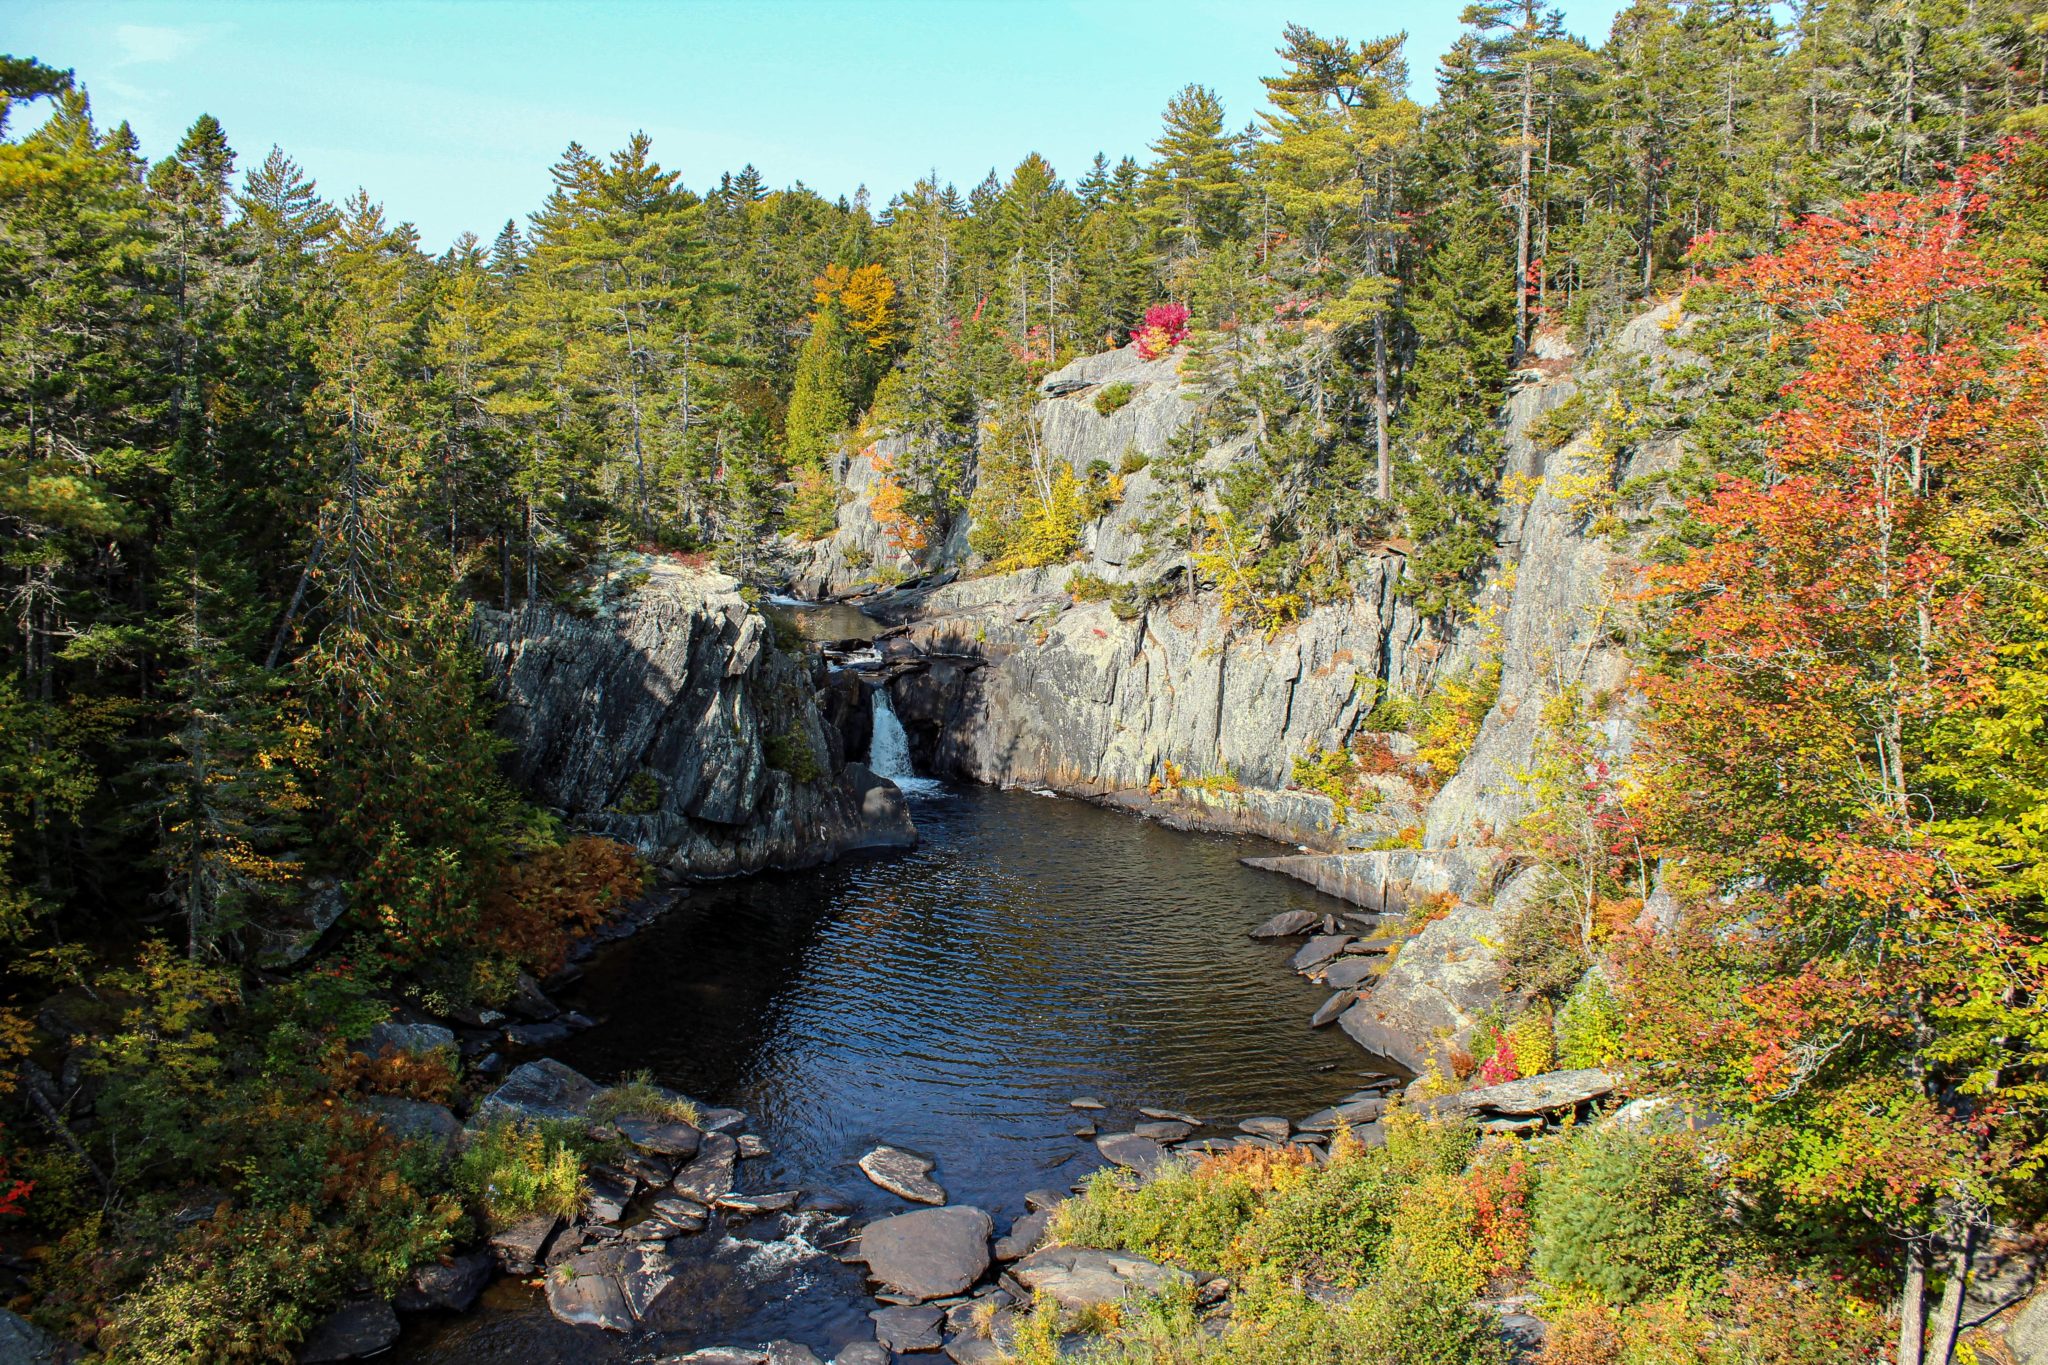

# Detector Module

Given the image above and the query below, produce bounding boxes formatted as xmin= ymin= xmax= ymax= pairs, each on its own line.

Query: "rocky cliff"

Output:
xmin=474 ymin=561 xmax=915 ymax=879
xmin=784 ymin=302 xmax=1692 ymax=1072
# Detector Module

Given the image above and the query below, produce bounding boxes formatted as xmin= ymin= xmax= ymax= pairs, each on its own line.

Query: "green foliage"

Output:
xmin=1093 ymin=381 xmax=1136 ymax=416
xmin=589 ymin=1070 xmax=701 ymax=1126
xmin=454 ymin=1117 xmax=589 ymax=1228
xmin=1554 ymin=973 xmax=1626 ymax=1071
xmin=1532 ymin=1129 xmax=1726 ymax=1305
xmin=764 ymin=724 xmax=824 ymax=783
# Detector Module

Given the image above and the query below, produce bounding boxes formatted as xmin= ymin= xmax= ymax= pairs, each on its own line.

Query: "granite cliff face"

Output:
xmin=474 ymin=562 xmax=914 ymax=879
xmin=787 ymin=303 xmax=1691 ymax=1071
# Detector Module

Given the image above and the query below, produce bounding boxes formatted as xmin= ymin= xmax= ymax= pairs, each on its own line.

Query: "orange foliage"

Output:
xmin=325 ymin=1042 xmax=462 ymax=1105
xmin=479 ymin=837 xmax=647 ymax=976
xmin=865 ymin=453 xmax=927 ymax=553
xmin=1537 ymin=1303 xmax=1622 ymax=1365
xmin=1192 ymin=1141 xmax=1312 ymax=1190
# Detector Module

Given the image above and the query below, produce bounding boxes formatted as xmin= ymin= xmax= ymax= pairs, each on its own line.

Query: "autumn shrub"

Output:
xmin=589 ymin=1069 xmax=700 ymax=1125
xmin=1467 ymin=1145 xmax=1535 ymax=1281
xmin=325 ymin=1040 xmax=462 ymax=1105
xmin=1094 ymin=381 xmax=1136 ymax=416
xmin=1052 ymin=1154 xmax=1279 ymax=1273
xmin=1131 ymin=304 xmax=1191 ymax=360
xmin=1239 ymin=1136 xmax=1400 ymax=1286
xmin=1347 ymin=1260 xmax=1509 ymax=1365
xmin=1555 ymin=974 xmax=1627 ymax=1070
xmin=1384 ymin=1171 xmax=1490 ymax=1297
xmin=454 ymin=1116 xmax=588 ymax=1228
xmin=478 ymin=836 xmax=647 ymax=977
xmin=1533 ymin=1129 xmax=1725 ymax=1304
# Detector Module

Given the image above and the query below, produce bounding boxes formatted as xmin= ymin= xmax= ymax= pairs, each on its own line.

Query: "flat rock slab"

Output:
xmin=1131 ymin=1119 xmax=1193 ymax=1143
xmin=1009 ymin=1246 xmax=1193 ymax=1312
xmin=1023 ymin=1188 xmax=1068 ymax=1213
xmin=716 ymin=1190 xmax=801 ymax=1216
xmin=858 ymin=1205 xmax=993 ymax=1300
xmin=1298 ymin=1098 xmax=1385 ymax=1132
xmin=617 ymin=1114 xmax=703 ymax=1159
xmin=945 ymin=1339 xmax=1006 ymax=1364
xmin=1310 ymin=991 xmax=1358 ymax=1028
xmin=1094 ymin=1132 xmax=1166 ymax=1178
xmin=1290 ymin=935 xmax=1353 ymax=972
xmin=1322 ymin=957 xmax=1381 ymax=990
xmin=870 ymin=1303 xmax=944 ymax=1353
xmin=993 ymin=1209 xmax=1052 ymax=1261
xmin=1238 ymin=1116 xmax=1292 ymax=1141
xmin=1416 ymin=1068 xmax=1618 ymax=1118
xmin=834 ymin=1344 xmax=892 ymax=1365
xmin=860 ymin=1145 xmax=947 ymax=1204
xmin=764 ymin=1344 xmax=826 ymax=1365
xmin=699 ymin=1106 xmax=749 ymax=1132
xmin=663 ymin=1352 xmax=769 ymax=1365
xmin=738 ymin=1133 xmax=772 ymax=1159
xmin=1249 ymin=909 xmax=1316 ymax=939
xmin=298 ymin=1299 xmax=399 ymax=1362
xmin=1137 ymin=1107 xmax=1200 ymax=1125
xmin=471 ymin=1058 xmax=601 ymax=1126
xmin=1068 ymin=1097 xmax=1106 ymax=1109
xmin=546 ymin=1251 xmax=635 ymax=1331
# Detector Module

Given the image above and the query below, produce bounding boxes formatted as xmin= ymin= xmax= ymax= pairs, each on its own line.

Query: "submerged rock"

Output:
xmin=297 ymin=1299 xmax=399 ymax=1362
xmin=870 ymin=1303 xmax=944 ymax=1353
xmin=860 ymin=1144 xmax=947 ymax=1204
xmin=396 ymin=1250 xmax=494 ymax=1313
xmin=994 ymin=1210 xmax=1052 ymax=1261
xmin=1094 ymin=1131 xmax=1168 ymax=1177
xmin=858 ymin=1205 xmax=994 ymax=1301
xmin=833 ymin=1344 xmax=892 ymax=1365
xmin=616 ymin=1113 xmax=703 ymax=1159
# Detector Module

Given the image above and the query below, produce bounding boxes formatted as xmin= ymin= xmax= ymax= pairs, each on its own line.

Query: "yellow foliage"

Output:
xmin=815 ymin=263 xmax=898 ymax=350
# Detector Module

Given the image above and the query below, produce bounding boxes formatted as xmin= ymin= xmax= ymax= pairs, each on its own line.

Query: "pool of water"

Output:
xmin=395 ymin=784 xmax=1388 ymax=1363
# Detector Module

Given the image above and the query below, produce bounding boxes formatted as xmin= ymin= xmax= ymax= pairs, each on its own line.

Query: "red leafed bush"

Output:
xmin=1478 ymin=1035 xmax=1520 ymax=1086
xmin=1131 ymin=303 xmax=1190 ymax=360
xmin=0 ymin=1130 xmax=28 ymax=1219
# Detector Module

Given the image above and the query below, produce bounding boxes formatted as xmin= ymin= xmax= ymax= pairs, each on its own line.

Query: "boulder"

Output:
xmin=1310 ymin=990 xmax=1358 ymax=1028
xmin=715 ymin=1190 xmax=801 ymax=1216
xmin=396 ymin=1250 xmax=494 ymax=1313
xmin=765 ymin=1345 xmax=827 ymax=1365
xmin=1321 ymin=957 xmax=1380 ymax=990
xmin=1339 ymin=884 xmax=1526 ymax=1074
xmin=488 ymin=1213 xmax=560 ymax=1274
xmin=1249 ymin=909 xmax=1315 ymax=939
xmin=1094 ymin=1132 xmax=1167 ymax=1177
xmin=365 ymin=1019 xmax=456 ymax=1058
xmin=993 ymin=1210 xmax=1052 ymax=1261
xmin=1132 ymin=1119 xmax=1193 ymax=1143
xmin=870 ymin=1303 xmax=944 ymax=1353
xmin=297 ymin=1300 xmax=399 ymax=1362
xmin=0 ymin=1309 xmax=59 ymax=1365
xmin=834 ymin=1344 xmax=892 ymax=1365
xmin=673 ymin=1131 xmax=740 ymax=1201
xmin=945 ymin=1340 xmax=1006 ymax=1364
xmin=546 ymin=1251 xmax=635 ymax=1331
xmin=860 ymin=1144 xmax=947 ymax=1204
xmin=1009 ymin=1246 xmax=1193 ymax=1312
xmin=504 ymin=1021 xmax=573 ymax=1049
xmin=1289 ymin=935 xmax=1352 ymax=972
xmin=1238 ymin=1117 xmax=1291 ymax=1141
xmin=470 ymin=1058 xmax=601 ymax=1126
xmin=617 ymin=1113 xmax=703 ymax=1159
xmin=360 ymin=1095 xmax=461 ymax=1152
xmin=858 ymin=1205 xmax=994 ymax=1301
xmin=2011 ymin=1287 xmax=2048 ymax=1364
xmin=1023 ymin=1188 xmax=1067 ymax=1213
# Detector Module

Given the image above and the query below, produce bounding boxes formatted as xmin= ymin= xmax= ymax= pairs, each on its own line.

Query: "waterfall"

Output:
xmin=868 ymin=688 xmax=940 ymax=795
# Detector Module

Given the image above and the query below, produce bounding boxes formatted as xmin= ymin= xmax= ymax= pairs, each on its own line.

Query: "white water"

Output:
xmin=867 ymin=689 xmax=942 ymax=795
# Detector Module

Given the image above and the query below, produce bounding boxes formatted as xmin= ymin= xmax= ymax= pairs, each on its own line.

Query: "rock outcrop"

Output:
xmin=475 ymin=561 xmax=915 ymax=878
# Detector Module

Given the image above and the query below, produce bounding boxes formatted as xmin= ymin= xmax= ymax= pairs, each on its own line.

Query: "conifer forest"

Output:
xmin=4 ymin=3 xmax=2048 ymax=1363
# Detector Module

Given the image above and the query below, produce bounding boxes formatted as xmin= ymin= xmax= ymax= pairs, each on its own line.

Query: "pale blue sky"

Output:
xmin=13 ymin=1 xmax=1628 ymax=252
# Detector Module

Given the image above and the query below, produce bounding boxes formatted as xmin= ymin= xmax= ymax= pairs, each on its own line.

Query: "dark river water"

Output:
xmin=396 ymin=783 xmax=1387 ymax=1363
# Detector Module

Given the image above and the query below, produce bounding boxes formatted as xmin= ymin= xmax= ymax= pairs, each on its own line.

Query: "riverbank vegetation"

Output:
xmin=3 ymin=0 xmax=2048 ymax=1358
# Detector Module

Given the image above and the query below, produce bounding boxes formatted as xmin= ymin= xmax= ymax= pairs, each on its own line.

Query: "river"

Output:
xmin=396 ymin=777 xmax=1386 ymax=1362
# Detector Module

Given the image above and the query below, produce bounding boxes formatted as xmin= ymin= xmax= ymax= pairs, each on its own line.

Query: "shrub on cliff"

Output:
xmin=1532 ymin=1129 xmax=1724 ymax=1304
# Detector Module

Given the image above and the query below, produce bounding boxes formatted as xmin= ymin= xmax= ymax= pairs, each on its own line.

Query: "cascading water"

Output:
xmin=866 ymin=687 xmax=941 ymax=795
